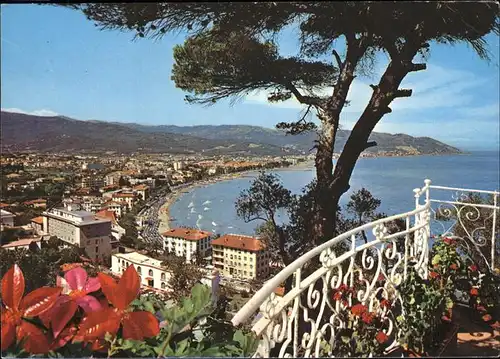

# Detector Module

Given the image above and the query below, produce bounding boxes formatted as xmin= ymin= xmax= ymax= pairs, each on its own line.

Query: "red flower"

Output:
xmin=1 ymin=264 xmax=62 ymax=353
xmin=469 ymin=265 xmax=478 ymax=272
xmin=380 ymin=299 xmax=392 ymax=310
xmin=333 ymin=291 xmax=342 ymax=301
xmin=443 ymin=237 xmax=453 ymax=245
xmin=470 ymin=288 xmax=479 ymax=296
xmin=351 ymin=303 xmax=367 ymax=317
xmin=376 ymin=331 xmax=389 ymax=344
xmin=361 ymin=312 xmax=375 ymax=324
xmin=482 ymin=314 xmax=492 ymax=322
xmin=75 ymin=265 xmax=159 ymax=342
xmin=429 ymin=271 xmax=440 ymax=279
xmin=377 ymin=274 xmax=385 ymax=281
xmin=476 ymin=305 xmax=487 ymax=312
xmin=449 ymin=263 xmax=458 ymax=270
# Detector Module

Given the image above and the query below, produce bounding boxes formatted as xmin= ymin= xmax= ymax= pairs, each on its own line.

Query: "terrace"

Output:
xmin=231 ymin=179 xmax=500 ymax=357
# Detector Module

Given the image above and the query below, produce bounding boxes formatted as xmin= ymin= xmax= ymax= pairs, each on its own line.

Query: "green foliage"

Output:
xmin=160 ymin=253 xmax=204 ymax=302
xmin=106 ymin=283 xmax=258 ymax=357
xmin=397 ymin=268 xmax=449 ymax=355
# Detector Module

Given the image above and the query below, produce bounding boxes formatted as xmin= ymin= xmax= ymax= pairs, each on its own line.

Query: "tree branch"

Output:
xmin=332 ymin=49 xmax=343 ymax=71
xmin=407 ymin=63 xmax=427 ymax=72
xmin=363 ymin=141 xmax=377 ymax=150
xmin=369 ymin=84 xmax=378 ymax=91
xmin=285 ymin=82 xmax=320 ymax=106
xmin=394 ymin=89 xmax=412 ymax=98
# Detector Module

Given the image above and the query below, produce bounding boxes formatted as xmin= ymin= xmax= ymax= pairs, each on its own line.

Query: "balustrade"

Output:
xmin=231 ymin=179 xmax=499 ymax=357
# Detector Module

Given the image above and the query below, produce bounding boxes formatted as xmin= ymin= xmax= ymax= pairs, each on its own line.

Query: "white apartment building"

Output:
xmin=162 ymin=228 xmax=213 ymax=263
xmin=111 ymin=251 xmax=173 ymax=290
xmin=111 ymin=193 xmax=136 ymax=210
xmin=42 ymin=208 xmax=112 ymax=262
xmin=211 ymin=234 xmax=270 ymax=280
xmin=111 ymin=251 xmax=221 ymax=294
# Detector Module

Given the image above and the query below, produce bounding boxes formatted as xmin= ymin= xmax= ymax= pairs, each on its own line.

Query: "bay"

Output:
xmin=169 ymin=151 xmax=499 ymax=236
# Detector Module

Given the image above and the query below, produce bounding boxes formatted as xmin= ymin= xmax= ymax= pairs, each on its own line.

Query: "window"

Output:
xmin=95 ymin=246 xmax=99 ymax=253
xmin=137 ymin=266 xmax=142 ymax=274
xmin=149 ymin=269 xmax=153 ymax=276
xmin=161 ymin=282 xmax=166 ymax=289
xmin=161 ymin=273 xmax=166 ymax=280
xmin=87 ymin=240 xmax=90 ymax=245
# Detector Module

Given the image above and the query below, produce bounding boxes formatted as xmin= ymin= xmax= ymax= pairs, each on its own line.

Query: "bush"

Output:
xmin=1 ymin=264 xmax=258 ymax=357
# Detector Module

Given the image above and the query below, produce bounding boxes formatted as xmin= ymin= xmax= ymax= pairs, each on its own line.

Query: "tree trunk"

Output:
xmin=329 ymin=54 xmax=424 ymax=231
xmin=312 ymin=39 xmax=362 ymax=246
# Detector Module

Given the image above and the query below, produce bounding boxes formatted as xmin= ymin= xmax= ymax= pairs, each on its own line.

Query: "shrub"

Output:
xmin=1 ymin=264 xmax=258 ymax=357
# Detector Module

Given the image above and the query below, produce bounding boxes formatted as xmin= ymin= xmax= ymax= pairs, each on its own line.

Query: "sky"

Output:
xmin=1 ymin=4 xmax=499 ymax=151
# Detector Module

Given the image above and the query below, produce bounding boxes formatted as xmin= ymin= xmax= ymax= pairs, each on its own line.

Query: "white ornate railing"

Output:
xmin=231 ymin=179 xmax=499 ymax=357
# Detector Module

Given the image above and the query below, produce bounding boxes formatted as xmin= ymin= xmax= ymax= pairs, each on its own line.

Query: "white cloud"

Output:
xmin=1 ymin=108 xmax=59 ymax=117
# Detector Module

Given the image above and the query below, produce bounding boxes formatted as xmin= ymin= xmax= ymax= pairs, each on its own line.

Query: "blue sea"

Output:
xmin=169 ymin=152 xmax=499 ymax=236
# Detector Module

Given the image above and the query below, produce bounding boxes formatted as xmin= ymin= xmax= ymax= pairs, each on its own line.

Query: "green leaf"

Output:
xmin=432 ymin=254 xmax=441 ymax=265
xmin=175 ymin=339 xmax=189 ymax=355
xmin=233 ymin=330 xmax=259 ymax=357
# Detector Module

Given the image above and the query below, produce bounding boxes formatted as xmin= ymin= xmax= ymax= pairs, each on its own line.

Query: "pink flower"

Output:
xmin=40 ymin=267 xmax=101 ymax=338
xmin=57 ymin=267 xmax=102 ymax=312
xmin=469 ymin=264 xmax=478 ymax=272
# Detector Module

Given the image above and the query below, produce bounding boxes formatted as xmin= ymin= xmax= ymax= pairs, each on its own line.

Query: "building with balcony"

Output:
xmin=42 ymin=207 xmax=112 ymax=262
xmin=211 ymin=234 xmax=270 ymax=280
xmin=111 ymin=250 xmax=221 ymax=294
xmin=111 ymin=251 xmax=173 ymax=290
xmin=162 ymin=228 xmax=213 ymax=263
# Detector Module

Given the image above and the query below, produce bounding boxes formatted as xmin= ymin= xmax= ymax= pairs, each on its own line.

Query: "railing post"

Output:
xmin=423 ymin=179 xmax=432 ymax=278
xmin=492 ymin=193 xmax=498 ymax=270
xmin=413 ymin=187 xmax=421 ymax=259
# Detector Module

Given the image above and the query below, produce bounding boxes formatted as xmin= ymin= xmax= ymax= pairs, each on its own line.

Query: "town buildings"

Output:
xmin=211 ymin=234 xmax=270 ymax=280
xmin=42 ymin=207 xmax=112 ymax=262
xmin=162 ymin=228 xmax=213 ymax=263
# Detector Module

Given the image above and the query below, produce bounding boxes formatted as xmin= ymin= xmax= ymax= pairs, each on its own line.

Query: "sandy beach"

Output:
xmin=157 ymin=171 xmax=256 ymax=233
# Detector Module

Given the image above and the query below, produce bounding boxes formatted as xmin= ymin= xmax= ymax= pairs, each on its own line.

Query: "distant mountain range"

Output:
xmin=1 ymin=111 xmax=461 ymax=156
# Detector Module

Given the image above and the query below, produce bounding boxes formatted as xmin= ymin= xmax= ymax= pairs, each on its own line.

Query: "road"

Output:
xmin=137 ymin=188 xmax=170 ymax=245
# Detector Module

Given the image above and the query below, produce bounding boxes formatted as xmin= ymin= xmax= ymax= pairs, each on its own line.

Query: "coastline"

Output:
xmin=156 ymin=152 xmax=465 ymax=231
xmin=157 ymin=170 xmax=266 ymax=233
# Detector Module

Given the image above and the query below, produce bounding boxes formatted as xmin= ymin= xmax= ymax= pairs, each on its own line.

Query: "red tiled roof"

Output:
xmin=162 ymin=228 xmax=212 ymax=241
xmin=0 ymin=203 xmax=10 ymax=208
xmin=31 ymin=216 xmax=44 ymax=225
xmin=133 ymin=184 xmax=149 ymax=191
xmin=211 ymin=234 xmax=265 ymax=252
xmin=2 ymin=237 xmax=41 ymax=249
xmin=95 ymin=210 xmax=117 ymax=224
